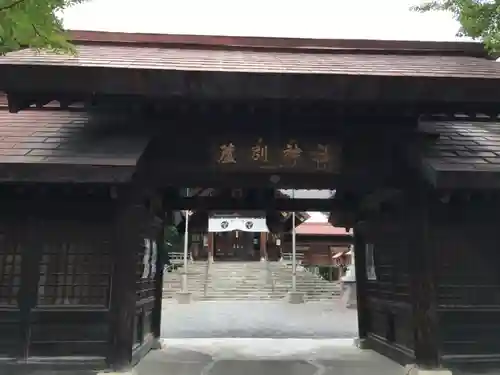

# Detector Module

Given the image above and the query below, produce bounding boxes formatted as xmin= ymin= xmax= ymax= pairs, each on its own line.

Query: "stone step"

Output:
xmin=200 ymin=295 xmax=339 ymax=301
xmin=163 ymin=285 xmax=341 ymax=294
xmin=163 ymin=289 xmax=341 ymax=294
xmin=162 ymin=295 xmax=340 ymax=301
xmin=162 ymin=293 xmax=341 ymax=300
xmin=163 ymin=289 xmax=340 ymax=295
xmin=163 ymin=260 xmax=343 ymax=301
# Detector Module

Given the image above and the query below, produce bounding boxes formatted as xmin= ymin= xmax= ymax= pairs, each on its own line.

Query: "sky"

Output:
xmin=280 ymin=190 xmax=332 ymax=223
xmin=305 ymin=212 xmax=328 ymax=223
xmin=62 ymin=0 xmax=466 ymax=42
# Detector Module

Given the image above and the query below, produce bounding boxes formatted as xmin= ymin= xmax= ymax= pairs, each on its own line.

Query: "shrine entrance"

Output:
xmin=213 ymin=231 xmax=258 ymax=261
xmin=1 ymin=30 xmax=500 ymax=374
xmin=208 ymin=214 xmax=268 ymax=261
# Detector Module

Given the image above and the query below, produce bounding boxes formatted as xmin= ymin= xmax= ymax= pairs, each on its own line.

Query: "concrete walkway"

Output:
xmin=133 ymin=338 xmax=404 ymax=375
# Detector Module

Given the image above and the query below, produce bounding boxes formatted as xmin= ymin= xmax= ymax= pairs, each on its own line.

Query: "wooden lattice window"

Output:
xmin=136 ymin=238 xmax=156 ymax=301
xmin=0 ymin=235 xmax=22 ymax=307
xmin=366 ymin=243 xmax=377 ymax=281
xmin=37 ymin=241 xmax=111 ymax=307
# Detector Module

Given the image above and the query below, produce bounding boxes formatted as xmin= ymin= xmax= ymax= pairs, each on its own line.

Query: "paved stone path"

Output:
xmin=133 ymin=338 xmax=405 ymax=375
xmin=161 ymin=300 xmax=358 ymax=339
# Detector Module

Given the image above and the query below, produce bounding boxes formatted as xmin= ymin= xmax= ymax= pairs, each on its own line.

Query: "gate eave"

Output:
xmin=416 ymin=116 xmax=500 ymax=189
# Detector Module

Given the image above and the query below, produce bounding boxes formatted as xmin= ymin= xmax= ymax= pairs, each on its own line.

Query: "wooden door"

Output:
xmin=233 ymin=231 xmax=245 ymax=259
xmin=236 ymin=232 xmax=258 ymax=261
xmin=27 ymin=226 xmax=112 ymax=358
xmin=214 ymin=232 xmax=235 ymax=260
xmin=0 ymin=219 xmax=113 ymax=360
xmin=214 ymin=232 xmax=260 ymax=261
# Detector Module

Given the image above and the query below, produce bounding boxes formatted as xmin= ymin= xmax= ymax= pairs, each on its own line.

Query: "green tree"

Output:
xmin=0 ymin=0 xmax=86 ymax=54
xmin=412 ymin=0 xmax=500 ymax=53
xmin=164 ymin=225 xmax=182 ymax=253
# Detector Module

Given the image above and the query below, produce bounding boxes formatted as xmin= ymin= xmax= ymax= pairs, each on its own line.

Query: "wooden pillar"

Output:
xmin=409 ymin=199 xmax=439 ymax=369
xmin=353 ymin=230 xmax=369 ymax=343
xmin=151 ymin=213 xmax=166 ymax=343
xmin=108 ymin=189 xmax=142 ymax=369
xmin=260 ymin=232 xmax=267 ymax=260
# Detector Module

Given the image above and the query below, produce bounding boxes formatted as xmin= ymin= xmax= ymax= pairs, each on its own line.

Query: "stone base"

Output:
xmin=175 ymin=291 xmax=193 ymax=304
xmin=286 ymin=291 xmax=305 ymax=304
xmin=208 ymin=254 xmax=214 ymax=263
xmin=151 ymin=338 xmax=162 ymax=350
xmin=404 ymin=365 xmax=452 ymax=375
xmin=260 ymin=257 xmax=266 ymax=262
xmin=354 ymin=337 xmax=368 ymax=349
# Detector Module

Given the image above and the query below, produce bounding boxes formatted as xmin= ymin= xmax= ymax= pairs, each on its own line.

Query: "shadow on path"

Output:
xmin=134 ymin=338 xmax=404 ymax=375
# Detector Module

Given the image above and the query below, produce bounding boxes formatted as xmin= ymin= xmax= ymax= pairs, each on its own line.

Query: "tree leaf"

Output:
xmin=0 ymin=0 xmax=88 ymax=54
xmin=412 ymin=0 xmax=500 ymax=54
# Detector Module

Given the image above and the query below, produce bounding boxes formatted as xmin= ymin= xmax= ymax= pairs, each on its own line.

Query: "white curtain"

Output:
xmin=208 ymin=217 xmax=269 ymax=232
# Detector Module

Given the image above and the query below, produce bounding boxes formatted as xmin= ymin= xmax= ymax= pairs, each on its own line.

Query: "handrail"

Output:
xmin=281 ymin=252 xmax=304 ymax=264
xmin=203 ymin=259 xmax=211 ymax=297
xmin=169 ymin=252 xmax=185 ymax=265
xmin=265 ymin=260 xmax=276 ymax=293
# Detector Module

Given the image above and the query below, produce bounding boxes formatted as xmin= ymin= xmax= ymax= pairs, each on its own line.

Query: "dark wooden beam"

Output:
xmin=108 ymin=187 xmax=143 ymax=369
xmin=151 ymin=211 xmax=165 ymax=343
xmin=7 ymin=93 xmax=34 ymax=113
xmin=409 ymin=195 xmax=440 ymax=369
xmin=0 ymin=164 xmax=137 ymax=183
xmin=6 ymin=92 xmax=55 ymax=113
xmin=57 ymin=97 xmax=83 ymax=109
xmin=4 ymin=64 xmax=500 ymax=106
xmin=163 ymin=195 xmax=342 ymax=211
xmin=282 ymin=212 xmax=308 ymax=232
xmin=353 ymin=230 xmax=369 ymax=343
xmin=359 ymin=189 xmax=405 ymax=212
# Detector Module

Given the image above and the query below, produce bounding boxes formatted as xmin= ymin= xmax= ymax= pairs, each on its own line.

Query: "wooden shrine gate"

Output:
xmin=0 ymin=187 xmax=164 ymax=367
xmin=0 ymin=198 xmax=115 ymax=361
xmin=1 ymin=30 xmax=500 ymax=374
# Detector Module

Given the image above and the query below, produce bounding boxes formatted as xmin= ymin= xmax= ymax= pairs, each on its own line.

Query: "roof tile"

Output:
xmin=421 ymin=119 xmax=500 ymax=185
xmin=296 ymin=222 xmax=353 ymax=236
xmin=0 ymin=109 xmax=149 ymax=167
xmin=2 ymin=45 xmax=500 ymax=79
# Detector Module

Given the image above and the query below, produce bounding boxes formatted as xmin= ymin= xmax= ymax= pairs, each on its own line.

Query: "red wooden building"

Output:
xmin=284 ymin=221 xmax=353 ymax=267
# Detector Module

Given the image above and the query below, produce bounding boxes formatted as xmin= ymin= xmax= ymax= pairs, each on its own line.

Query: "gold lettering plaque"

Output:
xmin=310 ymin=144 xmax=330 ymax=170
xmin=282 ymin=140 xmax=302 ymax=167
xmin=218 ymin=143 xmax=236 ymax=164
xmin=251 ymin=138 xmax=269 ymax=162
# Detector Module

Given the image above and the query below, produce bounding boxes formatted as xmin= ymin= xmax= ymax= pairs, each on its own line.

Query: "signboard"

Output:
xmin=212 ymin=137 xmax=341 ymax=173
xmin=208 ymin=217 xmax=269 ymax=232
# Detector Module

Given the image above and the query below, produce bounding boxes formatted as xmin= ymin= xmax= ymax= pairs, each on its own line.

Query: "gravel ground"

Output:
xmin=161 ymin=300 xmax=359 ymax=339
